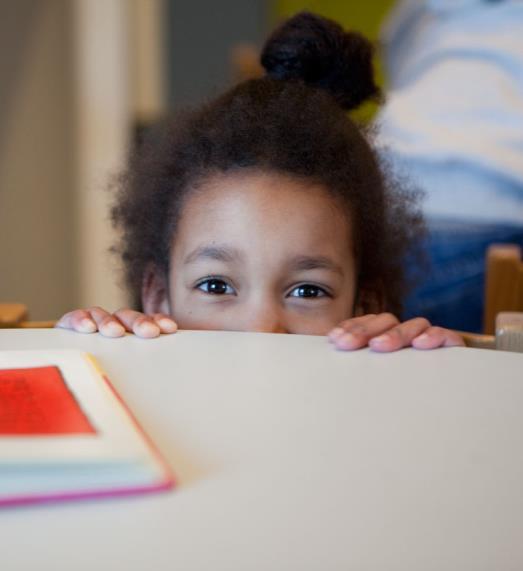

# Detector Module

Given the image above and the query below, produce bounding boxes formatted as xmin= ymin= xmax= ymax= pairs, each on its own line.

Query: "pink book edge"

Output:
xmin=0 ymin=478 xmax=174 ymax=508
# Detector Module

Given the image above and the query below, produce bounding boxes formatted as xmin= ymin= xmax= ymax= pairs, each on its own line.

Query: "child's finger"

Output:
xmin=328 ymin=314 xmax=376 ymax=336
xmin=327 ymin=314 xmax=379 ymax=344
xmin=368 ymin=317 xmax=431 ymax=352
xmin=151 ymin=313 xmax=178 ymax=334
xmin=113 ymin=309 xmax=161 ymax=338
xmin=331 ymin=313 xmax=399 ymax=350
xmin=412 ymin=327 xmax=465 ymax=350
xmin=55 ymin=310 xmax=97 ymax=333
xmin=88 ymin=307 xmax=126 ymax=338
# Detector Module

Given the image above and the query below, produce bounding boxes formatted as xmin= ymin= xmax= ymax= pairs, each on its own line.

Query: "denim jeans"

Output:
xmin=402 ymin=218 xmax=523 ymax=333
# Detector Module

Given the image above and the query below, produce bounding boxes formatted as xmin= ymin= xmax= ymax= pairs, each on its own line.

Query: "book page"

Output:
xmin=0 ymin=351 xmax=152 ymax=464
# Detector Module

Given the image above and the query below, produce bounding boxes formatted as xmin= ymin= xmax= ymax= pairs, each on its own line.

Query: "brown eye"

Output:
xmin=197 ymin=278 xmax=235 ymax=295
xmin=288 ymin=284 xmax=327 ymax=298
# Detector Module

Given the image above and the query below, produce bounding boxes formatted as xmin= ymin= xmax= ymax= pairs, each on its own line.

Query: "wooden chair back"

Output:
xmin=0 ymin=303 xmax=55 ymax=329
xmin=484 ymin=244 xmax=523 ymax=334
xmin=461 ymin=312 xmax=523 ymax=352
xmin=230 ymin=44 xmax=263 ymax=83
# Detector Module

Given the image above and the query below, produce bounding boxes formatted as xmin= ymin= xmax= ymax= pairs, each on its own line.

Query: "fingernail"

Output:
xmin=370 ymin=334 xmax=389 ymax=345
xmin=138 ymin=321 xmax=160 ymax=337
xmin=158 ymin=318 xmax=177 ymax=332
xmin=328 ymin=327 xmax=344 ymax=340
xmin=79 ymin=318 xmax=96 ymax=333
xmin=336 ymin=332 xmax=357 ymax=349
xmin=415 ymin=333 xmax=429 ymax=341
xmin=102 ymin=321 xmax=125 ymax=337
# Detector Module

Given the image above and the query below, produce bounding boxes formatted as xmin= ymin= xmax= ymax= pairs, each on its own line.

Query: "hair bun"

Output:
xmin=260 ymin=11 xmax=380 ymax=111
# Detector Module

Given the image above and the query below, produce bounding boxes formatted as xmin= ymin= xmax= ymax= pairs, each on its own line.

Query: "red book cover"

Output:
xmin=0 ymin=366 xmax=96 ymax=435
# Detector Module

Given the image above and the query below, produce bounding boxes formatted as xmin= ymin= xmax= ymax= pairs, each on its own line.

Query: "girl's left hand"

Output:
xmin=327 ymin=313 xmax=464 ymax=352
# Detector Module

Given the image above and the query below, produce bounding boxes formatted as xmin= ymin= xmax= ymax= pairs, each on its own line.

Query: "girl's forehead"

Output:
xmin=172 ymin=169 xmax=353 ymax=262
xmin=184 ymin=169 xmax=346 ymax=225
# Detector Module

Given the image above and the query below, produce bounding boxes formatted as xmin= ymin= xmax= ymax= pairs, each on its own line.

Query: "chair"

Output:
xmin=484 ymin=244 xmax=523 ymax=334
xmin=230 ymin=44 xmax=263 ymax=83
xmin=459 ymin=244 xmax=523 ymax=351
xmin=461 ymin=312 xmax=523 ymax=352
xmin=0 ymin=303 xmax=55 ymax=329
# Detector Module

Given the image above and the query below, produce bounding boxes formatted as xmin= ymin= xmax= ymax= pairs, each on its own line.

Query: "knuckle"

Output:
xmin=113 ymin=309 xmax=130 ymax=322
xmin=72 ymin=309 xmax=88 ymax=317
xmin=153 ymin=313 xmax=170 ymax=322
xmin=442 ymin=327 xmax=463 ymax=343
xmin=387 ymin=326 xmax=400 ymax=337
xmin=344 ymin=323 xmax=367 ymax=336
xmin=429 ymin=326 xmax=445 ymax=336
xmin=115 ymin=307 xmax=135 ymax=316
xmin=387 ymin=326 xmax=405 ymax=342
xmin=100 ymin=316 xmax=116 ymax=327
xmin=415 ymin=317 xmax=431 ymax=330
xmin=88 ymin=306 xmax=106 ymax=316
xmin=336 ymin=320 xmax=367 ymax=336
xmin=134 ymin=315 xmax=152 ymax=326
xmin=71 ymin=311 xmax=87 ymax=323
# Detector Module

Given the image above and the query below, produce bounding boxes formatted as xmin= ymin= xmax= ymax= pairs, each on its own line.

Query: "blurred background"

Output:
xmin=0 ymin=0 xmax=394 ymax=320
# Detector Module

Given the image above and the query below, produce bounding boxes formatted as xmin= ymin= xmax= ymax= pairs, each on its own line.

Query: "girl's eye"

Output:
xmin=288 ymin=284 xmax=328 ymax=298
xmin=197 ymin=278 xmax=235 ymax=295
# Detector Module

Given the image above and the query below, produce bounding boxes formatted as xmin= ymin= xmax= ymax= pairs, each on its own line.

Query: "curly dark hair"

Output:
xmin=112 ymin=12 xmax=424 ymax=316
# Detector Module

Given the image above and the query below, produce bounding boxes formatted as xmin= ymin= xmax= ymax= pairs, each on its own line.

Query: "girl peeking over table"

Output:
xmin=56 ymin=12 xmax=464 ymax=352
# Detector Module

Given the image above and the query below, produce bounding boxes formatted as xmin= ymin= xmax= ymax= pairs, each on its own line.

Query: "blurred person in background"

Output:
xmin=376 ymin=0 xmax=523 ymax=332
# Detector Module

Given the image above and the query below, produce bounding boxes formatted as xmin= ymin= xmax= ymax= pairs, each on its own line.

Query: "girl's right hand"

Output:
xmin=55 ymin=307 xmax=178 ymax=339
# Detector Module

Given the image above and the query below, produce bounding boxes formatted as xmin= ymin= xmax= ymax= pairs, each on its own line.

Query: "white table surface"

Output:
xmin=1 ymin=328 xmax=523 ymax=571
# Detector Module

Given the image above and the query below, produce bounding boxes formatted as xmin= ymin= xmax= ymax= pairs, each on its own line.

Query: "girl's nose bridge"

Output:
xmin=246 ymin=297 xmax=287 ymax=333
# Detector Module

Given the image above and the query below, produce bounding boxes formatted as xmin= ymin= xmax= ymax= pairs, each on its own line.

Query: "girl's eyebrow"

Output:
xmin=184 ymin=247 xmax=344 ymax=275
xmin=289 ymin=255 xmax=344 ymax=276
xmin=184 ymin=245 xmax=244 ymax=265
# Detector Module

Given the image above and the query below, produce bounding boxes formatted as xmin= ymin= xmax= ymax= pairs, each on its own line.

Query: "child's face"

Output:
xmin=144 ymin=170 xmax=357 ymax=335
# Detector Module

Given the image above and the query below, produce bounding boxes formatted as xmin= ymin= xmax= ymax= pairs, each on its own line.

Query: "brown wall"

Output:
xmin=0 ymin=0 xmax=76 ymax=320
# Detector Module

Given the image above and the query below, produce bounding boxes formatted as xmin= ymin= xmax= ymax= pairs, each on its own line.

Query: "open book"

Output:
xmin=0 ymin=350 xmax=174 ymax=507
